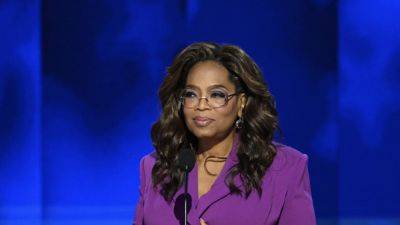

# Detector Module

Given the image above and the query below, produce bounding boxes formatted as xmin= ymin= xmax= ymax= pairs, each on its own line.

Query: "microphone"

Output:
xmin=177 ymin=146 xmax=196 ymax=225
xmin=178 ymin=147 xmax=196 ymax=172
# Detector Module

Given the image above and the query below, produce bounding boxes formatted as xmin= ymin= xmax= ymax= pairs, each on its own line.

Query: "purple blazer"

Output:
xmin=133 ymin=135 xmax=316 ymax=225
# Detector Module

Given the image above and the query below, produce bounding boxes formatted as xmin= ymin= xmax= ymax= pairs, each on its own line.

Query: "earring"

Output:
xmin=235 ymin=117 xmax=243 ymax=129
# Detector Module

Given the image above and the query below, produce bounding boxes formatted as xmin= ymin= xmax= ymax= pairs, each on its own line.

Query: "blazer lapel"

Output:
xmin=171 ymin=134 xmax=280 ymax=224
xmin=196 ymin=132 xmax=242 ymax=217
xmin=172 ymin=153 xmax=200 ymax=225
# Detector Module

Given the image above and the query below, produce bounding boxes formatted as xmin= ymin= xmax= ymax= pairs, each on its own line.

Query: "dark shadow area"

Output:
xmin=174 ymin=193 xmax=193 ymax=225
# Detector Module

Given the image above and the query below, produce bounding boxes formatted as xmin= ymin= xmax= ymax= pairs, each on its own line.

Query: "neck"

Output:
xmin=196 ymin=129 xmax=236 ymax=162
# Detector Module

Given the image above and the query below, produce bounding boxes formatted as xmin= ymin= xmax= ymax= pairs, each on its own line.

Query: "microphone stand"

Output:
xmin=178 ymin=146 xmax=195 ymax=225
xmin=184 ymin=166 xmax=189 ymax=225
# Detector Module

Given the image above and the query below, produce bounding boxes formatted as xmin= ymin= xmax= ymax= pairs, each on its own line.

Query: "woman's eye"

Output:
xmin=184 ymin=91 xmax=197 ymax=98
xmin=210 ymin=91 xmax=227 ymax=99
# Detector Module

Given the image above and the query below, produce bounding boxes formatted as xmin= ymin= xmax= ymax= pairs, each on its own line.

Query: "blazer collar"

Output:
xmin=193 ymin=132 xmax=242 ymax=217
xmin=172 ymin=132 xmax=242 ymax=221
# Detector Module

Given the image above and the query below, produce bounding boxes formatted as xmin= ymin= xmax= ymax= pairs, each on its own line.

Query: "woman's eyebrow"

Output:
xmin=185 ymin=84 xmax=228 ymax=90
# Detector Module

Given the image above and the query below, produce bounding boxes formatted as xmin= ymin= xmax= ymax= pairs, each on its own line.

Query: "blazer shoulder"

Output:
xmin=138 ymin=151 xmax=158 ymax=193
xmin=139 ymin=151 xmax=158 ymax=174
xmin=270 ymin=142 xmax=309 ymax=172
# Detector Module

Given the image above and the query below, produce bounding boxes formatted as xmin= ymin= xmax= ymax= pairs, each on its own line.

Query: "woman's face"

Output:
xmin=182 ymin=60 xmax=245 ymax=141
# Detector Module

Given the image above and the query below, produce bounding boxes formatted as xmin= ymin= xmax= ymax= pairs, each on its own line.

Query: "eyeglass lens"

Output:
xmin=182 ymin=89 xmax=229 ymax=108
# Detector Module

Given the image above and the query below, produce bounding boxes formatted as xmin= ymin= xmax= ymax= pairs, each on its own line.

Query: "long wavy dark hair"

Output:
xmin=151 ymin=42 xmax=280 ymax=202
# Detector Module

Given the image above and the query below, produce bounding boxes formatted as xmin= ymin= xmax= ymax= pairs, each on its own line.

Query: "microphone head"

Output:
xmin=178 ymin=147 xmax=196 ymax=172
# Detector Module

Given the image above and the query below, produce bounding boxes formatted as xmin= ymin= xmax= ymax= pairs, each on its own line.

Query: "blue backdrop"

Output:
xmin=0 ymin=0 xmax=399 ymax=224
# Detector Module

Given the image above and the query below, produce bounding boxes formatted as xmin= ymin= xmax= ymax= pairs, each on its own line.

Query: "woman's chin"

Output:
xmin=192 ymin=129 xmax=216 ymax=139
xmin=188 ymin=121 xmax=235 ymax=142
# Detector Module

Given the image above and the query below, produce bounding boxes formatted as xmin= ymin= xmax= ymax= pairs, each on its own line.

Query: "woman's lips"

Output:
xmin=193 ymin=116 xmax=214 ymax=127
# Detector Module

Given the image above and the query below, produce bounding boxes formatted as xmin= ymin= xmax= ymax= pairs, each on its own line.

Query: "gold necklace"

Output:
xmin=202 ymin=155 xmax=228 ymax=176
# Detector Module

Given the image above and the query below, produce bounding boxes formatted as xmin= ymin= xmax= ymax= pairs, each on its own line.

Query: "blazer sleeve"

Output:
xmin=278 ymin=154 xmax=316 ymax=225
xmin=133 ymin=156 xmax=147 ymax=225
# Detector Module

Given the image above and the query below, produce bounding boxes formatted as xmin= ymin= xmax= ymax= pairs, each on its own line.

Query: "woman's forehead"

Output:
xmin=185 ymin=61 xmax=235 ymax=90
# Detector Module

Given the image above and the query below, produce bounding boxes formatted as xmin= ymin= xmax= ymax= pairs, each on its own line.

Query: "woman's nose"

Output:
xmin=196 ymin=97 xmax=211 ymax=110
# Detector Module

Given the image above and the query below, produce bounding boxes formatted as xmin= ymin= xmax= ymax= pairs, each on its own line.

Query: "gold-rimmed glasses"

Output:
xmin=179 ymin=89 xmax=240 ymax=109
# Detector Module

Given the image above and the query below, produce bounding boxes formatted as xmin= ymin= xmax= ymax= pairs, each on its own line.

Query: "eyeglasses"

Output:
xmin=179 ymin=89 xmax=240 ymax=109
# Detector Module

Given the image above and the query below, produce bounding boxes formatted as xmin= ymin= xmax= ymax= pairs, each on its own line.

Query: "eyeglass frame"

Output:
xmin=179 ymin=91 xmax=242 ymax=109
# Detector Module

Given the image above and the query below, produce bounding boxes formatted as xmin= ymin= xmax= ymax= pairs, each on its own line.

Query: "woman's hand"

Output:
xmin=200 ymin=218 xmax=208 ymax=225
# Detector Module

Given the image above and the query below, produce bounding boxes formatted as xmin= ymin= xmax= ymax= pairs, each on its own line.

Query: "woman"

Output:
xmin=133 ymin=42 xmax=316 ymax=225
